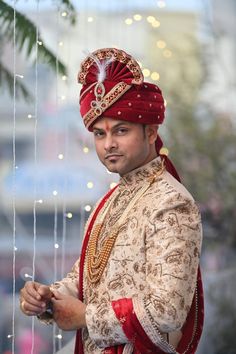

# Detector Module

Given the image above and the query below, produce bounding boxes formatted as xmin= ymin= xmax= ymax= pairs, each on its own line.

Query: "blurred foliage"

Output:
xmin=0 ymin=56 xmax=29 ymax=98
xmin=0 ymin=0 xmax=77 ymax=99
xmin=207 ymin=270 xmax=236 ymax=353
xmin=166 ymin=103 xmax=236 ymax=249
xmin=154 ymin=29 xmax=236 ymax=250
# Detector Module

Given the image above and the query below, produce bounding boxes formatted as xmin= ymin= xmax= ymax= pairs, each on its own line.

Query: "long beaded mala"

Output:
xmin=87 ymin=162 xmax=165 ymax=284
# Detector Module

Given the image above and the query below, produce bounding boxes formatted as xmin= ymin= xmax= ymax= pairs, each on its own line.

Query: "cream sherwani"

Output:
xmin=51 ymin=157 xmax=202 ymax=353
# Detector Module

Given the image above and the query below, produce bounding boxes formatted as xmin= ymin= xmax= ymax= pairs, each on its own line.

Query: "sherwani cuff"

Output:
xmin=50 ymin=281 xmax=78 ymax=297
xmin=132 ymin=297 xmax=177 ymax=353
xmin=85 ymin=302 xmax=128 ymax=348
xmin=112 ymin=298 xmax=178 ymax=354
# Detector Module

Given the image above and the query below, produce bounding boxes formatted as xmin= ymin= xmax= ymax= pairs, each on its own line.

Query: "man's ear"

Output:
xmin=146 ymin=125 xmax=158 ymax=144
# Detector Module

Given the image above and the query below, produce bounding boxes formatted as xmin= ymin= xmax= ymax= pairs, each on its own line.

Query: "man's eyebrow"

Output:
xmin=112 ymin=122 xmax=130 ymax=128
xmin=92 ymin=127 xmax=103 ymax=131
xmin=93 ymin=122 xmax=130 ymax=131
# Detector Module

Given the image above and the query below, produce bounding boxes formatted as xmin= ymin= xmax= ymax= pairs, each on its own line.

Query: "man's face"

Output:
xmin=92 ymin=117 xmax=157 ymax=176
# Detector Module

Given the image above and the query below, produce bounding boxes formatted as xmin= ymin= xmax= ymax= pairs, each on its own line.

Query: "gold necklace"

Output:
xmin=87 ymin=161 xmax=165 ymax=284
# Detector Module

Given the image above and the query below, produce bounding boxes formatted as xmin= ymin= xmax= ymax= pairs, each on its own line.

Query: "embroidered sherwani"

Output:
xmin=51 ymin=158 xmax=203 ymax=353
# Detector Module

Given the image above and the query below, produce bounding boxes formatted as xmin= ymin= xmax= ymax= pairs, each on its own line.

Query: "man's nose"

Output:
xmin=104 ymin=134 xmax=117 ymax=151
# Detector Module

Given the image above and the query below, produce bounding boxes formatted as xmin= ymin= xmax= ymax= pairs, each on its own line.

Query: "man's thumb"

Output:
xmin=38 ymin=285 xmax=52 ymax=300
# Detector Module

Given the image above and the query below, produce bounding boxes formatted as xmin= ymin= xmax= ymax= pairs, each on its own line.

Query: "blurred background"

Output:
xmin=0 ymin=0 xmax=235 ymax=353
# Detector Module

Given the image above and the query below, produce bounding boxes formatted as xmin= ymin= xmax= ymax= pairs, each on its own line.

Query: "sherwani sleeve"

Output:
xmin=85 ymin=192 xmax=202 ymax=349
xmin=50 ymin=258 xmax=80 ymax=297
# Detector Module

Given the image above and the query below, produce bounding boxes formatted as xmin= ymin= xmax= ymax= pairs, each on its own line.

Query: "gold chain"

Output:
xmin=87 ymin=160 xmax=165 ymax=284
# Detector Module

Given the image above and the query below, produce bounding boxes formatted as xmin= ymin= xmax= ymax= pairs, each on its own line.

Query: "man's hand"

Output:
xmin=51 ymin=290 xmax=86 ymax=331
xmin=20 ymin=281 xmax=52 ymax=316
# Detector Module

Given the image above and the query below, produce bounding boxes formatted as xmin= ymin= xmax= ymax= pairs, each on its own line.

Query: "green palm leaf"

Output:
xmin=0 ymin=60 xmax=30 ymax=100
xmin=0 ymin=0 xmax=77 ymax=99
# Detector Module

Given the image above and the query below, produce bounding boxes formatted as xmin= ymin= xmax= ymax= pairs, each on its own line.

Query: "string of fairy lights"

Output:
xmin=10 ymin=1 xmax=17 ymax=353
xmin=31 ymin=0 xmax=40 ymax=351
xmin=123 ymin=9 xmax=172 ymax=82
xmin=57 ymin=11 xmax=71 ymax=351
xmin=52 ymin=6 xmax=60 ymax=353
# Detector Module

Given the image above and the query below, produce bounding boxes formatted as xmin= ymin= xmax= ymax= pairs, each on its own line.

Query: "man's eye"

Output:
xmin=94 ymin=131 xmax=104 ymax=137
xmin=116 ymin=128 xmax=128 ymax=135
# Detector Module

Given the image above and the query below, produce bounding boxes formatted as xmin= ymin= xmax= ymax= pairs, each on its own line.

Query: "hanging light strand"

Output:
xmin=31 ymin=1 xmax=40 ymax=353
xmin=58 ymin=17 xmax=72 ymax=348
xmin=11 ymin=1 xmax=17 ymax=352
xmin=32 ymin=0 xmax=39 ymax=284
xmin=53 ymin=192 xmax=58 ymax=354
xmin=52 ymin=4 xmax=61 ymax=352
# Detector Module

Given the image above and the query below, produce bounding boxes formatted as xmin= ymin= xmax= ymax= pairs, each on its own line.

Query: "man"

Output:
xmin=20 ymin=48 xmax=204 ymax=354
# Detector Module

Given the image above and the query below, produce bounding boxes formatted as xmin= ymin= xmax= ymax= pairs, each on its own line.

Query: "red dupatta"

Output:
xmin=74 ymin=187 xmax=204 ymax=354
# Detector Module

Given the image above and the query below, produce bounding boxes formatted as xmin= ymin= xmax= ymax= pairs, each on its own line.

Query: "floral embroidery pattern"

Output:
xmin=51 ymin=158 xmax=202 ymax=353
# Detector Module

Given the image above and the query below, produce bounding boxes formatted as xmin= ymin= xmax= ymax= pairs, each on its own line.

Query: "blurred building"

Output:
xmin=200 ymin=0 xmax=236 ymax=120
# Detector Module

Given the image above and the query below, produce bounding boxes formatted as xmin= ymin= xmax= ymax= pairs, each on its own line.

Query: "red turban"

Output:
xmin=78 ymin=48 xmax=180 ymax=181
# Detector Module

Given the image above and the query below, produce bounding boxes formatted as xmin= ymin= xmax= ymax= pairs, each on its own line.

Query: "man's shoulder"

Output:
xmin=150 ymin=170 xmax=195 ymax=203
xmin=141 ymin=171 xmax=201 ymax=222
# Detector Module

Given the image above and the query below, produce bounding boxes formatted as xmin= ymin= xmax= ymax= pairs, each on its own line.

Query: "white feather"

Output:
xmin=90 ymin=54 xmax=114 ymax=82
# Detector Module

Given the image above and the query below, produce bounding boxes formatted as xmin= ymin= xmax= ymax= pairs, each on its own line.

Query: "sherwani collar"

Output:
xmin=119 ymin=156 xmax=163 ymax=191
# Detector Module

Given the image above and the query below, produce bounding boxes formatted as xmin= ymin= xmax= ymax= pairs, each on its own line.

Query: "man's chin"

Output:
xmin=104 ymin=162 xmax=121 ymax=174
xmin=103 ymin=159 xmax=129 ymax=175
xmin=106 ymin=166 xmax=119 ymax=174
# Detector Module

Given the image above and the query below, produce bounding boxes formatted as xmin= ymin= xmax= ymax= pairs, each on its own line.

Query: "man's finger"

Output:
xmin=20 ymin=300 xmax=27 ymax=312
xmin=37 ymin=285 xmax=52 ymax=300
xmin=20 ymin=282 xmax=45 ymax=308
xmin=24 ymin=281 xmax=42 ymax=300
xmin=20 ymin=299 xmax=46 ymax=315
xmin=21 ymin=287 xmax=46 ymax=308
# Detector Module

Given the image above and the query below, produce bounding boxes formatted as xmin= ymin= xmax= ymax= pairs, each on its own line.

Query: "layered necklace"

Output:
xmin=87 ymin=161 xmax=165 ymax=284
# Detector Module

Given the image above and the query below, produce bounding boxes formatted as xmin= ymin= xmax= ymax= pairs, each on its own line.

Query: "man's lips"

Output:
xmin=105 ymin=154 xmax=123 ymax=160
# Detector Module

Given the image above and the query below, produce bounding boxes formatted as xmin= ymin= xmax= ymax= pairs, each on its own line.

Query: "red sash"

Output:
xmin=74 ymin=187 xmax=204 ymax=354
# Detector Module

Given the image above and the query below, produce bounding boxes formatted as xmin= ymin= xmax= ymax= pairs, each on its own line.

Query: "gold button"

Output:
xmin=159 ymin=147 xmax=169 ymax=156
